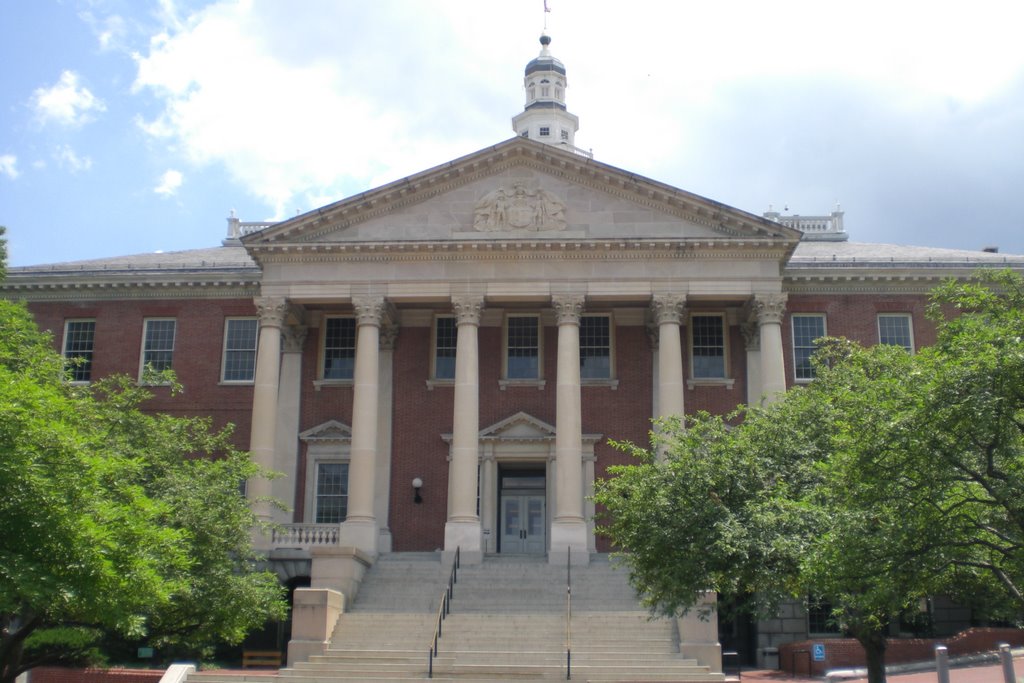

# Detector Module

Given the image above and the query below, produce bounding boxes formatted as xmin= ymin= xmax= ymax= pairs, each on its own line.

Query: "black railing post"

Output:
xmin=566 ymin=545 xmax=572 ymax=680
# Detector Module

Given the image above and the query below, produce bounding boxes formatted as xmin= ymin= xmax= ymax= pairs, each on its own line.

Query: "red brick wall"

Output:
xmin=385 ymin=323 xmax=658 ymax=552
xmin=28 ymin=299 xmax=257 ymax=446
xmin=29 ymin=668 xmax=164 ymax=683
xmin=779 ymin=627 xmax=1024 ymax=676
xmin=783 ymin=294 xmax=937 ymax=388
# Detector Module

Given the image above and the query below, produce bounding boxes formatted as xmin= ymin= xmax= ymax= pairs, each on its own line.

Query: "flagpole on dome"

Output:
xmin=543 ymin=0 xmax=550 ymax=31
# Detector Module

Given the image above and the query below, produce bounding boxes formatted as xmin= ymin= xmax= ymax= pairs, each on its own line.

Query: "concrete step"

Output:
xmin=188 ymin=553 xmax=722 ymax=683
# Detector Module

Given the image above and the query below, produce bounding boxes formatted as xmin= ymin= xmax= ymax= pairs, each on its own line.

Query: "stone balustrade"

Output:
xmin=271 ymin=523 xmax=342 ymax=548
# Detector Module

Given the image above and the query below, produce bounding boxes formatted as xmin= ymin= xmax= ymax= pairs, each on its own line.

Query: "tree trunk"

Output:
xmin=0 ymin=612 xmax=40 ymax=683
xmin=857 ymin=629 xmax=888 ymax=683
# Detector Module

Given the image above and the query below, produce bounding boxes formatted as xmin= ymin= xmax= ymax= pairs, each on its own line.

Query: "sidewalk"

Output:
xmin=737 ymin=653 xmax=1023 ymax=682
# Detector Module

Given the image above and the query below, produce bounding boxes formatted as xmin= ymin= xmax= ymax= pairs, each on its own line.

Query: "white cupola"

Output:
xmin=511 ymin=33 xmax=583 ymax=154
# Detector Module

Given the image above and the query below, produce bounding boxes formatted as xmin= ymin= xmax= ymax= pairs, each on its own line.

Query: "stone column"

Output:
xmin=340 ymin=297 xmax=386 ymax=555
xmin=550 ymin=294 xmax=589 ymax=564
xmin=445 ymin=296 xmax=484 ymax=560
xmin=651 ymin=295 xmax=686 ymax=421
xmin=741 ymin=319 xmax=762 ymax=407
xmin=249 ymin=297 xmax=288 ymax=543
xmin=754 ymin=294 xmax=788 ymax=403
xmin=375 ymin=321 xmax=398 ymax=553
xmin=274 ymin=322 xmax=307 ymax=523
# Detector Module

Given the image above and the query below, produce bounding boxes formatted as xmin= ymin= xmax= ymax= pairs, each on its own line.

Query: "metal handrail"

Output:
xmin=427 ymin=546 xmax=460 ymax=678
xmin=566 ymin=546 xmax=572 ymax=680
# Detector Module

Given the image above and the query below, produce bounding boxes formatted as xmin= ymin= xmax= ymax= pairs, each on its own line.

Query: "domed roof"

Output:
xmin=525 ymin=32 xmax=566 ymax=76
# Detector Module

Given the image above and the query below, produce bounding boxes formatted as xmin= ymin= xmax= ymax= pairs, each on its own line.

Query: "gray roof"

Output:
xmin=9 ymin=245 xmax=259 ymax=275
xmin=789 ymin=240 xmax=1024 ymax=268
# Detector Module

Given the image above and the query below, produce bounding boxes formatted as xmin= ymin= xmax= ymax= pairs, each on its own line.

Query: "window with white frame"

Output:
xmin=434 ymin=315 xmax=457 ymax=380
xmin=322 ymin=317 xmax=356 ymax=380
xmin=539 ymin=126 xmax=550 ymax=137
xmin=506 ymin=315 xmax=540 ymax=379
xmin=140 ymin=318 xmax=176 ymax=379
xmin=792 ymin=314 xmax=826 ymax=381
xmin=878 ymin=314 xmax=914 ymax=352
xmin=314 ymin=462 xmax=349 ymax=523
xmin=691 ymin=314 xmax=726 ymax=379
xmin=63 ymin=319 xmax=95 ymax=383
xmin=580 ymin=315 xmax=611 ymax=379
xmin=221 ymin=317 xmax=258 ymax=382
xmin=560 ymin=129 xmax=569 ymax=141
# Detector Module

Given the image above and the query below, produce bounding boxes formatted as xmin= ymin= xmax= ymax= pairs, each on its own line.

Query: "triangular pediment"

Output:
xmin=480 ymin=411 xmax=557 ymax=441
xmin=299 ymin=420 xmax=352 ymax=443
xmin=241 ymin=137 xmax=801 ymax=251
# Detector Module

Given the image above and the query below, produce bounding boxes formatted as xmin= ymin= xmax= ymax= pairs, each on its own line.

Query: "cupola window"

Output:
xmin=539 ymin=126 xmax=550 ymax=137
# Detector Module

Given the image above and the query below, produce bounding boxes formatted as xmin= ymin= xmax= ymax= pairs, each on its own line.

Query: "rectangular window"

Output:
xmin=63 ymin=319 xmax=95 ymax=382
xmin=878 ymin=314 xmax=914 ymax=352
xmin=808 ymin=596 xmax=841 ymax=635
xmin=580 ymin=315 xmax=611 ymax=379
xmin=691 ymin=314 xmax=726 ymax=379
xmin=506 ymin=315 xmax=540 ymax=379
xmin=140 ymin=318 xmax=176 ymax=379
xmin=539 ymin=126 xmax=551 ymax=137
xmin=315 ymin=462 xmax=349 ymax=524
xmin=434 ymin=316 xmax=457 ymax=380
xmin=560 ymin=129 xmax=569 ymax=141
xmin=792 ymin=314 xmax=826 ymax=381
xmin=323 ymin=317 xmax=356 ymax=380
xmin=222 ymin=317 xmax=258 ymax=382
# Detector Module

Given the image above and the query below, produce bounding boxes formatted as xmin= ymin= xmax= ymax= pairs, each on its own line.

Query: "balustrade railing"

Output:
xmin=270 ymin=523 xmax=341 ymax=547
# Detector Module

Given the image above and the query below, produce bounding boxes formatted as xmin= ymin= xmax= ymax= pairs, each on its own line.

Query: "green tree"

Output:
xmin=0 ymin=298 xmax=285 ymax=682
xmin=595 ymin=270 xmax=1024 ymax=683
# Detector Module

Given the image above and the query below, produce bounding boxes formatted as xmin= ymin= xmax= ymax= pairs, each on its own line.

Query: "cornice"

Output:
xmin=244 ymin=140 xmax=797 ymax=248
xmin=784 ymin=264 xmax=1024 ymax=295
xmin=1 ymin=279 xmax=260 ymax=302
xmin=247 ymin=238 xmax=794 ymax=264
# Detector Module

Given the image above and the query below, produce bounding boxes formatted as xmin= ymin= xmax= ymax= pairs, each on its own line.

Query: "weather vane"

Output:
xmin=543 ymin=0 xmax=550 ymax=30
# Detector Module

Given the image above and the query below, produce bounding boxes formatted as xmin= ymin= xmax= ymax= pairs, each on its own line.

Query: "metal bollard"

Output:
xmin=998 ymin=643 xmax=1015 ymax=683
xmin=935 ymin=645 xmax=950 ymax=683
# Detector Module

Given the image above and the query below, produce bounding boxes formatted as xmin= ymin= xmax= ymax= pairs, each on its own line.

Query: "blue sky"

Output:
xmin=3 ymin=0 xmax=1024 ymax=267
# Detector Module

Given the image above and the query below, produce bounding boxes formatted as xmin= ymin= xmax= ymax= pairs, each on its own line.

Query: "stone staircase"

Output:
xmin=188 ymin=553 xmax=723 ymax=682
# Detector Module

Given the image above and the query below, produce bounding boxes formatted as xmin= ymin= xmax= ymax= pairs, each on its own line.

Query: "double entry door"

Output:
xmin=500 ymin=494 xmax=545 ymax=554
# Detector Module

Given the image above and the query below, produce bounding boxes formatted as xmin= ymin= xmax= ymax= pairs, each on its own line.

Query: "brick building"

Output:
xmin=5 ymin=33 xmax=1023 ymax=672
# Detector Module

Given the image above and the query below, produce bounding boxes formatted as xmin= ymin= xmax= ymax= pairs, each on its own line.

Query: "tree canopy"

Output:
xmin=0 ymin=293 xmax=285 ymax=683
xmin=594 ymin=269 xmax=1024 ymax=683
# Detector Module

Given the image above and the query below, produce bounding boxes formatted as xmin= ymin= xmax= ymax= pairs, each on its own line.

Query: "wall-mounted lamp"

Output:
xmin=412 ymin=477 xmax=423 ymax=504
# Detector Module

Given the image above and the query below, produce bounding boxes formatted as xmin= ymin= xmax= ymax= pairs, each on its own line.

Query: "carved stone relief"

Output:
xmin=473 ymin=182 xmax=567 ymax=232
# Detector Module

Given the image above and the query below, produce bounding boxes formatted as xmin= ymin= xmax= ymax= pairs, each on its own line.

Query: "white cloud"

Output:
xmin=79 ymin=11 xmax=129 ymax=51
xmin=31 ymin=71 xmax=106 ymax=127
xmin=155 ymin=169 xmax=183 ymax=196
xmin=128 ymin=0 xmax=1024 ymax=223
xmin=53 ymin=145 xmax=93 ymax=173
xmin=0 ymin=155 xmax=19 ymax=180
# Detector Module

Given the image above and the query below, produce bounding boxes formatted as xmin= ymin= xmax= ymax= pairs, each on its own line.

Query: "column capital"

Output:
xmin=379 ymin=321 xmax=399 ymax=350
xmin=753 ymin=294 xmax=788 ymax=325
xmin=551 ymin=294 xmax=584 ymax=325
xmin=281 ymin=324 xmax=308 ymax=353
xmin=740 ymin=320 xmax=760 ymax=352
xmin=352 ymin=296 xmax=387 ymax=327
xmin=451 ymin=296 xmax=484 ymax=325
xmin=651 ymin=294 xmax=687 ymax=325
xmin=255 ymin=297 xmax=288 ymax=328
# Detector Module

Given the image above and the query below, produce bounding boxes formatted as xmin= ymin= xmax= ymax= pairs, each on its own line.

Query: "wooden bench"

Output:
xmin=242 ymin=650 xmax=282 ymax=669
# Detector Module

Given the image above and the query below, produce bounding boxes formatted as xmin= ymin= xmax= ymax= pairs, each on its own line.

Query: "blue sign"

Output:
xmin=812 ymin=643 xmax=826 ymax=662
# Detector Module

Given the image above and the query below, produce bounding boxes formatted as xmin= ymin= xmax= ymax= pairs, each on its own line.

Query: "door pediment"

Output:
xmin=439 ymin=411 xmax=601 ymax=446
